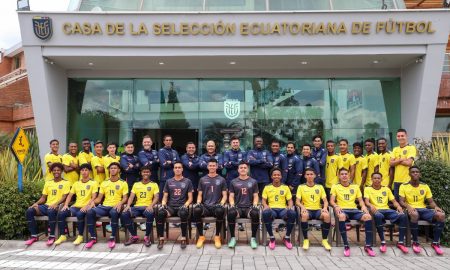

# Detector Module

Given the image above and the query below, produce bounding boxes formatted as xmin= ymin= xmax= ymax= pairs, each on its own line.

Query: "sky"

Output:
xmin=0 ymin=0 xmax=70 ymax=50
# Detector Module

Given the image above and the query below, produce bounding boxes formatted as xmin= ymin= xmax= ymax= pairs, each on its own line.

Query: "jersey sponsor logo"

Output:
xmin=32 ymin=16 xmax=53 ymax=40
xmin=116 ymin=185 xmax=120 ymax=190
xmin=147 ymin=186 xmax=152 ymax=191
xmin=58 ymin=184 xmax=63 ymax=189
xmin=420 ymin=189 xmax=424 ymax=195
xmin=350 ymin=189 xmax=354 ymax=194
xmin=224 ymin=99 xmax=240 ymax=120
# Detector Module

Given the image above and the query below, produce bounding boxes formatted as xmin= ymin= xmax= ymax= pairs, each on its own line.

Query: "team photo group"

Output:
xmin=24 ymin=128 xmax=446 ymax=257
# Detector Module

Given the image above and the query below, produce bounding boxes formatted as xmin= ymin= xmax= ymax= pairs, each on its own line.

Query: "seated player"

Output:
xmin=194 ymin=159 xmax=227 ymax=249
xmin=227 ymin=161 xmax=260 ymax=249
xmin=156 ymin=161 xmax=194 ymax=250
xmin=86 ymin=162 xmax=128 ymax=249
xmin=25 ymin=163 xmax=70 ymax=246
xmin=296 ymin=168 xmax=331 ymax=251
xmin=55 ymin=164 xmax=98 ymax=245
xmin=399 ymin=166 xmax=445 ymax=255
xmin=330 ymin=168 xmax=375 ymax=257
xmin=262 ymin=168 xmax=296 ymax=250
xmin=364 ymin=172 xmax=408 ymax=254
xmin=121 ymin=166 xmax=159 ymax=247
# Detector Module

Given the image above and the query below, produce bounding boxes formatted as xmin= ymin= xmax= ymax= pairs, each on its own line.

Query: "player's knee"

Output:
xmin=321 ymin=212 xmax=330 ymax=220
xmin=109 ymin=209 xmax=119 ymax=219
xmin=362 ymin=214 xmax=371 ymax=221
xmin=374 ymin=212 xmax=384 ymax=222
xmin=249 ymin=209 xmax=259 ymax=222
xmin=179 ymin=208 xmax=189 ymax=221
xmin=48 ymin=209 xmax=58 ymax=218
xmin=193 ymin=206 xmax=203 ymax=218
xmin=338 ymin=213 xmax=346 ymax=221
xmin=286 ymin=210 xmax=296 ymax=222
xmin=26 ymin=208 xmax=36 ymax=218
xmin=301 ymin=212 xmax=309 ymax=221
xmin=76 ymin=211 xmax=85 ymax=220
xmin=435 ymin=212 xmax=445 ymax=222
xmin=144 ymin=211 xmax=154 ymax=219
xmin=157 ymin=209 xmax=167 ymax=220
xmin=227 ymin=208 xmax=237 ymax=221
xmin=409 ymin=212 xmax=419 ymax=221
xmin=215 ymin=207 xmax=225 ymax=218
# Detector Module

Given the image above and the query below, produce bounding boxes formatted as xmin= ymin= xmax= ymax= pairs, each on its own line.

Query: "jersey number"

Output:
xmin=80 ymin=190 xmax=86 ymax=196
xmin=174 ymin=189 xmax=182 ymax=196
xmin=51 ymin=190 xmax=57 ymax=196
xmin=376 ymin=197 xmax=383 ymax=204
xmin=139 ymin=192 xmax=146 ymax=198
xmin=310 ymin=195 xmax=315 ymax=201
xmin=241 ymin=188 xmax=247 ymax=195
xmin=413 ymin=195 xmax=418 ymax=202
xmin=274 ymin=195 xmax=279 ymax=201
xmin=210 ymin=186 xmax=214 ymax=193
xmin=110 ymin=190 xmax=115 ymax=196
xmin=343 ymin=194 xmax=350 ymax=201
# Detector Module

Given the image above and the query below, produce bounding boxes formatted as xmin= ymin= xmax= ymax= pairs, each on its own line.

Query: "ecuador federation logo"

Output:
xmin=420 ymin=190 xmax=424 ymax=195
xmin=224 ymin=99 xmax=240 ymax=120
xmin=32 ymin=16 xmax=53 ymax=40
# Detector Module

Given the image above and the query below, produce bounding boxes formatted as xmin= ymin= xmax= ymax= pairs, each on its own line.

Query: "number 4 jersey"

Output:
xmin=296 ymin=184 xmax=326 ymax=210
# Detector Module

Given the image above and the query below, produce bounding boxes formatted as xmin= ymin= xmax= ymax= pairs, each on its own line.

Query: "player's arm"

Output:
xmin=185 ymin=191 xmax=193 ymax=208
xmin=388 ymin=166 xmax=395 ymax=189
xmin=138 ymin=151 xmax=150 ymax=166
xmin=82 ymin=192 xmax=97 ymax=212
xmin=360 ymin=168 xmax=368 ymax=189
xmin=262 ymin=197 xmax=269 ymax=210
xmin=50 ymin=193 xmax=69 ymax=210
xmin=295 ymin=196 xmax=307 ymax=215
xmin=228 ymin=192 xmax=235 ymax=207
xmin=159 ymin=151 xmax=171 ymax=167
xmin=349 ymin=164 xmax=355 ymax=182
xmin=252 ymin=192 xmax=259 ymax=207
xmin=61 ymin=192 xmax=75 ymax=211
xmin=196 ymin=190 xmax=203 ymax=204
xmin=329 ymin=194 xmax=342 ymax=214
xmin=30 ymin=194 xmax=47 ymax=208
xmin=400 ymin=157 xmax=414 ymax=167
xmin=94 ymin=193 xmax=104 ymax=205
xmin=161 ymin=192 xmax=169 ymax=206
xmin=321 ymin=196 xmax=329 ymax=213
xmin=390 ymin=198 xmax=403 ymax=213
xmin=124 ymin=192 xmax=136 ymax=212
xmin=262 ymin=153 xmax=274 ymax=168
xmin=147 ymin=192 xmax=159 ymax=212
xmin=399 ymin=196 xmax=416 ymax=214
xmin=63 ymin=163 xmax=76 ymax=173
xmin=114 ymin=192 xmax=128 ymax=212
xmin=357 ymin=196 xmax=368 ymax=213
xmin=427 ymin=198 xmax=443 ymax=212
xmin=364 ymin=197 xmax=377 ymax=214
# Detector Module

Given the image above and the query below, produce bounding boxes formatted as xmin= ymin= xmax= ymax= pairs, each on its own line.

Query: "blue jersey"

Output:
xmin=158 ymin=147 xmax=180 ymax=182
xmin=247 ymin=148 xmax=273 ymax=184
xmin=120 ymin=153 xmax=140 ymax=189
xmin=286 ymin=154 xmax=303 ymax=189
xmin=138 ymin=148 xmax=159 ymax=181
xmin=181 ymin=153 xmax=201 ymax=189
xmin=271 ymin=152 xmax=288 ymax=183
xmin=224 ymin=149 xmax=246 ymax=183
xmin=301 ymin=155 xmax=321 ymax=184
xmin=199 ymin=152 xmax=224 ymax=176
xmin=312 ymin=147 xmax=326 ymax=181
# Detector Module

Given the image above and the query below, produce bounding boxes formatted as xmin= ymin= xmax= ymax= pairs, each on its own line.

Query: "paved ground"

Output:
xmin=0 ymin=224 xmax=448 ymax=269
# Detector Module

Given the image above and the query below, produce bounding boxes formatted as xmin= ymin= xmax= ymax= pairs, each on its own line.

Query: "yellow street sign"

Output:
xmin=10 ymin=128 xmax=30 ymax=164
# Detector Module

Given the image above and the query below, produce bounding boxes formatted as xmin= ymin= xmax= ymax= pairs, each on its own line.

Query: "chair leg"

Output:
xmin=372 ymin=220 xmax=377 ymax=247
xmin=356 ymin=224 xmax=360 ymax=242
xmin=262 ymin=223 xmax=266 ymax=245
xmin=406 ymin=219 xmax=411 ymax=247
xmin=389 ymin=225 xmax=393 ymax=242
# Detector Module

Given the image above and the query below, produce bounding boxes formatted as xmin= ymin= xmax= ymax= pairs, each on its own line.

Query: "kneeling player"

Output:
xmin=364 ymin=172 xmax=408 ymax=253
xmin=194 ymin=159 xmax=227 ymax=249
xmin=121 ymin=166 xmax=159 ymax=247
xmin=25 ymin=163 xmax=70 ymax=246
xmin=330 ymin=168 xmax=375 ymax=257
xmin=399 ymin=166 xmax=445 ymax=255
xmin=156 ymin=161 xmax=194 ymax=249
xmin=86 ymin=162 xmax=128 ymax=249
xmin=55 ymin=164 xmax=98 ymax=245
xmin=296 ymin=168 xmax=331 ymax=251
xmin=262 ymin=168 xmax=296 ymax=250
xmin=227 ymin=161 xmax=260 ymax=249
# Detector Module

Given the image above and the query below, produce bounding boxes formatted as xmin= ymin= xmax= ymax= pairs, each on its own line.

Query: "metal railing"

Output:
xmin=0 ymin=68 xmax=27 ymax=88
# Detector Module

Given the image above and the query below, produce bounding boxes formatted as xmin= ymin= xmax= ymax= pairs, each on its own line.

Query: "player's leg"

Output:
xmin=156 ymin=206 xmax=170 ymax=249
xmin=227 ymin=206 xmax=238 ymax=248
xmin=214 ymin=205 xmax=225 ymax=248
xmin=178 ymin=206 xmax=190 ymax=249
xmin=282 ymin=208 xmax=296 ymax=249
xmin=85 ymin=206 xmax=106 ymax=248
xmin=408 ymin=208 xmax=420 ymax=252
xmin=55 ymin=207 xmax=73 ymax=245
xmin=373 ymin=211 xmax=386 ymax=245
xmin=262 ymin=208 xmax=275 ymax=248
xmin=320 ymin=210 xmax=332 ymax=250
xmin=358 ymin=211 xmax=375 ymax=256
xmin=338 ymin=210 xmax=350 ymax=256
xmin=25 ymin=205 xmax=41 ymax=245
xmin=248 ymin=207 xmax=260 ymax=249
xmin=73 ymin=207 xmax=87 ymax=245
xmin=300 ymin=209 xmax=311 ymax=249
xmin=46 ymin=206 xmax=58 ymax=246
xmin=143 ymin=208 xmax=155 ymax=247
xmin=107 ymin=206 xmax=120 ymax=248
xmin=122 ymin=207 xmax=140 ymax=246
xmin=194 ymin=204 xmax=205 ymax=248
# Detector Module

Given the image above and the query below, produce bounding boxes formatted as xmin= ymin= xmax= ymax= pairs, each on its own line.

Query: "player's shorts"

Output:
xmin=342 ymin=209 xmax=365 ymax=221
xmin=416 ymin=208 xmax=436 ymax=223
xmin=308 ymin=209 xmax=322 ymax=220
xmin=377 ymin=209 xmax=402 ymax=224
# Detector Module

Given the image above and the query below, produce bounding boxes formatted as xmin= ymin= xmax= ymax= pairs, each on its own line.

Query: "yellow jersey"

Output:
xmin=91 ymin=155 xmax=106 ymax=185
xmin=296 ymin=184 xmax=326 ymax=210
xmin=378 ymin=152 xmax=391 ymax=187
xmin=103 ymin=154 xmax=120 ymax=180
xmin=42 ymin=180 xmax=71 ymax=206
xmin=262 ymin=184 xmax=292 ymax=209
xmin=337 ymin=153 xmax=356 ymax=170
xmin=353 ymin=156 xmax=367 ymax=186
xmin=78 ymin=151 xmax=94 ymax=179
xmin=399 ymin=182 xmax=432 ymax=209
xmin=44 ymin=153 xmax=62 ymax=181
xmin=131 ymin=181 xmax=160 ymax=207
xmin=364 ymin=186 xmax=394 ymax=210
xmin=331 ymin=183 xmax=362 ymax=209
xmin=70 ymin=180 xmax=98 ymax=208
xmin=62 ymin=154 xmax=79 ymax=186
xmin=100 ymin=179 xmax=128 ymax=207
xmin=365 ymin=153 xmax=379 ymax=187
xmin=325 ymin=154 xmax=339 ymax=188
xmin=391 ymin=145 xmax=416 ymax=183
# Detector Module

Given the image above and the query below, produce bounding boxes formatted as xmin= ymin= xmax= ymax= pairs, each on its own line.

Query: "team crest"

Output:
xmin=86 ymin=185 xmax=90 ymax=190
xmin=280 ymin=190 xmax=285 ymax=195
xmin=215 ymin=179 xmax=221 ymax=185
xmin=331 ymin=159 xmax=335 ymax=163
xmin=350 ymin=189 xmax=354 ymax=194
xmin=58 ymin=185 xmax=63 ymax=189
xmin=247 ymin=182 xmax=252 ymax=188
xmin=224 ymin=99 xmax=240 ymax=120
xmin=315 ymin=189 xmax=319 ymax=194
xmin=382 ymin=158 xmax=385 ymax=162
xmin=147 ymin=187 xmax=151 ymax=191
xmin=403 ymin=150 xmax=407 ymax=155
xmin=420 ymin=190 xmax=424 ymax=195
xmin=115 ymin=185 xmax=120 ymax=190
xmin=382 ymin=191 xmax=386 ymax=196
xmin=32 ymin=16 xmax=53 ymax=40
xmin=181 ymin=183 xmax=186 ymax=189
xmin=343 ymin=158 xmax=347 ymax=162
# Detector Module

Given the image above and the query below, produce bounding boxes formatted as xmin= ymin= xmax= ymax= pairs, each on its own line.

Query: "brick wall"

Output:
xmin=0 ymin=57 xmax=13 ymax=77
xmin=0 ymin=77 xmax=31 ymax=107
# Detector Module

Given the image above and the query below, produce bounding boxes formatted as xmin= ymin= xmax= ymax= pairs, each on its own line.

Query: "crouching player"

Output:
xmin=330 ymin=168 xmax=375 ymax=257
xmin=262 ymin=168 xmax=296 ymax=250
xmin=55 ymin=164 xmax=98 ymax=245
xmin=399 ymin=166 xmax=445 ymax=255
xmin=194 ymin=159 xmax=228 ymax=249
xmin=86 ymin=162 xmax=128 ymax=249
xmin=121 ymin=166 xmax=159 ymax=247
xmin=296 ymin=168 xmax=332 ymax=251
xmin=364 ymin=172 xmax=408 ymax=253
xmin=25 ymin=163 xmax=70 ymax=246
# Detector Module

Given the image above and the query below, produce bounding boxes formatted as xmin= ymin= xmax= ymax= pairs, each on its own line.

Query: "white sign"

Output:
xmin=224 ymin=99 xmax=240 ymax=120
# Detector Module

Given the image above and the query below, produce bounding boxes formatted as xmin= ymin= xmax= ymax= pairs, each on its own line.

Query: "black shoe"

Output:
xmin=157 ymin=239 xmax=164 ymax=250
xmin=181 ymin=239 xmax=187 ymax=249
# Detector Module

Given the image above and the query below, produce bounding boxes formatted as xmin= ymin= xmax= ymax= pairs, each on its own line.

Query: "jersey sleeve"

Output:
xmin=252 ymin=181 xmax=259 ymax=194
xmin=362 ymin=158 xmax=368 ymax=170
xmin=425 ymin=185 xmax=433 ymax=199
xmin=228 ymin=181 xmax=235 ymax=193
xmin=187 ymin=179 xmax=194 ymax=193
xmin=42 ymin=181 xmax=50 ymax=195
xmin=122 ymin=181 xmax=129 ymax=195
xmin=78 ymin=153 xmax=88 ymax=165
xmin=99 ymin=182 xmax=107 ymax=194
xmin=92 ymin=181 xmax=99 ymax=193
xmin=319 ymin=185 xmax=326 ymax=199
xmin=355 ymin=186 xmax=362 ymax=198
xmin=44 ymin=154 xmax=51 ymax=165
xmin=221 ymin=178 xmax=227 ymax=191
xmin=387 ymin=188 xmax=394 ymax=201
xmin=363 ymin=187 xmax=370 ymax=199
xmin=70 ymin=183 xmax=77 ymax=194
xmin=295 ymin=186 xmax=302 ymax=200
xmin=330 ymin=185 xmax=337 ymax=196
xmin=398 ymin=184 xmax=406 ymax=198
xmin=62 ymin=155 xmax=71 ymax=166
xmin=63 ymin=182 xmax=71 ymax=194
xmin=154 ymin=183 xmax=160 ymax=195
xmin=285 ymin=186 xmax=293 ymax=201
xmin=408 ymin=146 xmax=417 ymax=160
xmin=197 ymin=179 xmax=204 ymax=192
xmin=131 ymin=183 xmax=138 ymax=194
xmin=349 ymin=155 xmax=356 ymax=166
xmin=262 ymin=186 xmax=269 ymax=199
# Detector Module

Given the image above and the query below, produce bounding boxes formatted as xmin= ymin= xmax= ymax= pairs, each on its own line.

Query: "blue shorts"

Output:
xmin=267 ymin=208 xmax=288 ymax=219
xmin=308 ymin=209 xmax=322 ymax=220
xmin=130 ymin=206 xmax=149 ymax=217
xmin=377 ymin=209 xmax=401 ymax=223
xmin=342 ymin=209 xmax=364 ymax=221
xmin=416 ymin=208 xmax=436 ymax=223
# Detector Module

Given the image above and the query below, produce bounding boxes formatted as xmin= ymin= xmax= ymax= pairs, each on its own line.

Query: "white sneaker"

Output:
xmin=139 ymin=223 xmax=146 ymax=231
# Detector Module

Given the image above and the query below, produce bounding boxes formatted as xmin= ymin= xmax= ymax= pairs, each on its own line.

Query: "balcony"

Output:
xmin=0 ymin=68 xmax=27 ymax=89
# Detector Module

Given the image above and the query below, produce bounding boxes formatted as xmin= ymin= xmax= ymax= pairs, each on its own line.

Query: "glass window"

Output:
xmin=206 ymin=0 xmax=265 ymax=11
xmin=331 ymin=0 xmax=396 ymax=10
xmin=269 ymin=0 xmax=330 ymax=10
xmin=142 ymin=0 xmax=203 ymax=11
xmin=79 ymin=0 xmax=140 ymax=11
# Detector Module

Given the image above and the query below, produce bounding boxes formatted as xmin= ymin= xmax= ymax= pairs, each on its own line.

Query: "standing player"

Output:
xmin=78 ymin=138 xmax=94 ymax=179
xmin=285 ymin=142 xmax=303 ymax=198
xmin=247 ymin=136 xmax=273 ymax=195
xmin=25 ymin=163 xmax=70 ymax=246
xmin=377 ymin=138 xmax=392 ymax=187
xmin=103 ymin=142 xmax=120 ymax=180
xmin=193 ymin=159 xmax=227 ymax=249
xmin=270 ymin=140 xmax=287 ymax=183
xmin=55 ymin=164 xmax=98 ymax=245
xmin=158 ymin=135 xmax=180 ymax=199
xmin=399 ymin=166 xmax=445 ymax=255
xmin=390 ymin=129 xmax=417 ymax=200
xmin=86 ymin=162 xmax=128 ymax=249
xmin=262 ymin=168 xmax=296 ymax=250
xmin=227 ymin=161 xmax=260 ymax=249
xmin=330 ymin=168 xmax=375 ymax=257
xmin=62 ymin=142 xmax=79 ymax=186
xmin=312 ymin=135 xmax=327 ymax=186
xmin=120 ymin=140 xmax=140 ymax=191
xmin=156 ymin=162 xmax=193 ymax=249
xmin=138 ymin=135 xmax=159 ymax=182
xmin=297 ymin=168 xmax=332 ymax=251
xmin=224 ymin=136 xmax=247 ymax=187
xmin=364 ymin=172 xmax=408 ymax=254
xmin=352 ymin=142 xmax=367 ymax=190
xmin=121 ymin=166 xmax=159 ymax=247
xmin=44 ymin=139 xmax=63 ymax=181
xmin=325 ymin=140 xmax=339 ymax=199
xmin=337 ymin=139 xmax=356 ymax=181
xmin=300 ymin=144 xmax=320 ymax=184
xmin=199 ymin=140 xmax=223 ymax=177
xmin=181 ymin=142 xmax=201 ymax=193
xmin=364 ymin=139 xmax=379 ymax=188
xmin=91 ymin=141 xmax=106 ymax=185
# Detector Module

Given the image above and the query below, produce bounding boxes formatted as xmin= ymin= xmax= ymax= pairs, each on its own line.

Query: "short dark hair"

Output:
xmin=409 ymin=165 xmax=420 ymax=171
xmin=50 ymin=162 xmax=64 ymax=171
xmin=352 ymin=142 xmax=363 ymax=148
xmin=312 ymin=135 xmax=323 ymax=141
xmin=304 ymin=167 xmax=316 ymax=174
xmin=174 ymin=161 xmax=183 ymax=167
xmin=81 ymin=138 xmax=90 ymax=142
xmin=143 ymin=135 xmax=152 ymax=140
xmin=123 ymin=140 xmax=134 ymax=147
xmin=186 ymin=141 xmax=196 ymax=147
xmin=94 ymin=140 xmax=103 ymax=146
xmin=326 ymin=140 xmax=335 ymax=145
xmin=79 ymin=163 xmax=92 ymax=171
xmin=371 ymin=172 xmax=382 ymax=178
xmin=270 ymin=167 xmax=282 ymax=175
xmin=339 ymin=138 xmax=349 ymax=144
xmin=230 ymin=136 xmax=240 ymax=142
xmin=286 ymin=141 xmax=296 ymax=148
xmin=108 ymin=162 xmax=121 ymax=170
xmin=364 ymin=138 xmax=375 ymax=144
xmin=271 ymin=139 xmax=280 ymax=145
xmin=163 ymin=134 xmax=172 ymax=141
xmin=377 ymin=137 xmax=387 ymax=143
xmin=107 ymin=142 xmax=117 ymax=148
xmin=254 ymin=136 xmax=263 ymax=142
xmin=397 ymin=128 xmax=407 ymax=134
xmin=208 ymin=158 xmax=218 ymax=164
xmin=49 ymin=139 xmax=59 ymax=145
xmin=338 ymin=167 xmax=349 ymax=174
xmin=238 ymin=160 xmax=248 ymax=167
xmin=302 ymin=143 xmax=312 ymax=149
xmin=140 ymin=165 xmax=152 ymax=172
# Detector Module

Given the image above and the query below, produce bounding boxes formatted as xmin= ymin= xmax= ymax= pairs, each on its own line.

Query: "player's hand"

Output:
xmin=61 ymin=205 xmax=69 ymax=211
xmin=145 ymin=206 xmax=154 ymax=213
xmin=167 ymin=160 xmax=172 ymax=164
xmin=289 ymin=185 xmax=294 ymax=191
xmin=263 ymin=205 xmax=270 ymax=211
xmin=396 ymin=206 xmax=404 ymax=214
xmin=81 ymin=205 xmax=91 ymax=212
xmin=321 ymin=207 xmax=329 ymax=214
xmin=435 ymin=207 xmax=444 ymax=213
xmin=193 ymin=203 xmax=201 ymax=208
xmin=158 ymin=204 xmax=167 ymax=211
xmin=48 ymin=203 xmax=58 ymax=210
xmin=181 ymin=204 xmax=189 ymax=210
xmin=251 ymin=204 xmax=259 ymax=210
xmin=361 ymin=207 xmax=369 ymax=214
xmin=123 ymin=205 xmax=130 ymax=212
xmin=29 ymin=203 xmax=38 ymax=209
xmin=114 ymin=203 xmax=123 ymax=211
xmin=370 ymin=206 xmax=377 ymax=214
xmin=407 ymin=206 xmax=417 ymax=215
xmin=334 ymin=206 xmax=342 ymax=214
xmin=300 ymin=207 xmax=308 ymax=215
xmin=229 ymin=204 xmax=235 ymax=209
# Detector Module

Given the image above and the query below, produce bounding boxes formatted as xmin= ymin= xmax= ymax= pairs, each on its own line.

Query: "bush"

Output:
xmin=415 ymin=159 xmax=450 ymax=245
xmin=0 ymin=179 xmax=44 ymax=239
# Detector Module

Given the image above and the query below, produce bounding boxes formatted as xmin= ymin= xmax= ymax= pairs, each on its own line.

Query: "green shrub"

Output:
xmin=416 ymin=159 xmax=450 ymax=245
xmin=0 ymin=179 xmax=44 ymax=239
